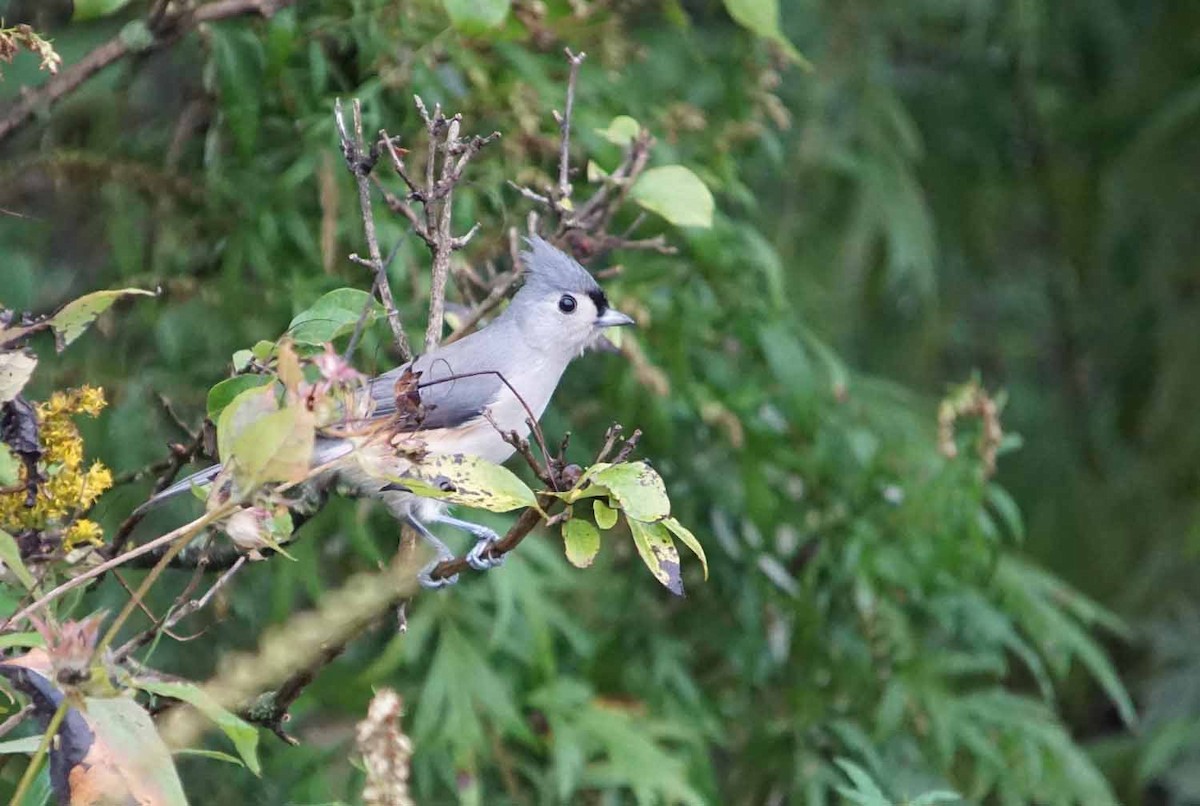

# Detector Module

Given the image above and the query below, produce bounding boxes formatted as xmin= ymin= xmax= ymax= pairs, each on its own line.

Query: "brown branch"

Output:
xmin=336 ymin=98 xmax=413 ymax=361
xmin=242 ymin=641 xmax=346 ymax=744
xmin=0 ymin=0 xmax=296 ymax=145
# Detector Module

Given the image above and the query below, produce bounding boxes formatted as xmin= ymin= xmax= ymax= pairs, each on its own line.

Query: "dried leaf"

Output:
xmin=629 ymin=518 xmax=684 ymax=596
xmin=0 ymin=350 xmax=37 ymax=403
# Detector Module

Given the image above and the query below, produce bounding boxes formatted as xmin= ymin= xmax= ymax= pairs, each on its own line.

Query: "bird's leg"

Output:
xmin=404 ymin=513 xmax=459 ymax=588
xmin=427 ymin=512 xmax=505 ymax=572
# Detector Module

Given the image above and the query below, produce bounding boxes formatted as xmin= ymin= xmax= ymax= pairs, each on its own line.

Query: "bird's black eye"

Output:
xmin=558 ymin=294 xmax=577 ymax=314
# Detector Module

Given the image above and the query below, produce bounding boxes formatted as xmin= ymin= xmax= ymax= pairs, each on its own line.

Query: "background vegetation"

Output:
xmin=1 ymin=0 xmax=1198 ymax=803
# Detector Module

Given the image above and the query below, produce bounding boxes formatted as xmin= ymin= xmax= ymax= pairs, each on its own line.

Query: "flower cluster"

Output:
xmin=0 ymin=386 xmax=112 ymax=551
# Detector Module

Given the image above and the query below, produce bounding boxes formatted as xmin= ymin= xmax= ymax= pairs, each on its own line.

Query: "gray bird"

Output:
xmin=145 ymin=236 xmax=635 ymax=586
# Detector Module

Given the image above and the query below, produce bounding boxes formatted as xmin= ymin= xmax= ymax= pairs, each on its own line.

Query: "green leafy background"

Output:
xmin=1 ymin=0 xmax=1197 ymax=802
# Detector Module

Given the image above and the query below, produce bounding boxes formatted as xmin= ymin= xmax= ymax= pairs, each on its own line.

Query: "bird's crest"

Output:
xmin=520 ymin=236 xmax=602 ymax=296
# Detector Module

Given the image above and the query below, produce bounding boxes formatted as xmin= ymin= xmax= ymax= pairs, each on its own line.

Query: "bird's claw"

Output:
xmin=467 ymin=535 xmax=505 ymax=571
xmin=417 ymin=558 xmax=458 ymax=589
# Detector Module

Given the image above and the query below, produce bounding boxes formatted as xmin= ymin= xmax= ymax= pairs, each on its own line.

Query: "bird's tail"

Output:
xmin=132 ymin=464 xmax=223 ymax=517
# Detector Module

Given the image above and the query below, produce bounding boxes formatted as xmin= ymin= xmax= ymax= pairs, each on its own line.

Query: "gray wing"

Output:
xmin=366 ymin=331 xmax=507 ymax=430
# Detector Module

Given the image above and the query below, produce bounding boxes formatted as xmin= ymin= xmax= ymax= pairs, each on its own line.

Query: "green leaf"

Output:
xmin=206 ymin=375 xmax=273 ymax=420
xmin=722 ymin=0 xmax=810 ymax=67
xmin=590 ymin=462 xmax=671 ymax=522
xmin=0 ymin=736 xmax=40 ymax=755
xmin=134 ymin=680 xmax=261 ymax=776
xmin=663 ymin=517 xmax=708 ymax=580
xmin=562 ymin=518 xmax=600 ymax=568
xmin=216 ymin=383 xmax=278 ymax=464
xmin=171 ymin=748 xmax=245 ymax=767
xmin=595 ymin=116 xmax=641 ymax=146
xmin=385 ymin=454 xmax=537 ymax=512
xmin=630 ymin=166 xmax=714 ymax=229
xmin=0 ymin=351 xmax=37 ymax=403
xmin=229 ymin=405 xmax=315 ymax=487
xmin=287 ymin=288 xmax=379 ymax=345
xmin=442 ymin=0 xmax=511 ymax=33
xmin=72 ymin=0 xmax=135 ymax=21
xmin=0 ymin=444 xmax=19 ymax=487
xmin=0 ymin=632 xmax=44 ymax=651
xmin=0 ymin=529 xmax=35 ymax=590
xmin=629 ymin=519 xmax=684 ymax=596
xmin=48 ymin=288 xmax=155 ymax=352
xmin=593 ymin=499 xmax=618 ymax=530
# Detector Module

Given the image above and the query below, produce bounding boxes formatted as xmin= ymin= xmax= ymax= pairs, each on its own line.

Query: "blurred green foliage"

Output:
xmin=1 ymin=0 xmax=1197 ymax=802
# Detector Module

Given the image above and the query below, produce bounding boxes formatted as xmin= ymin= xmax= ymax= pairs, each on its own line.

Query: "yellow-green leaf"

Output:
xmin=629 ymin=519 xmax=684 ymax=596
xmin=0 ymin=350 xmax=37 ymax=403
xmin=563 ymin=518 xmax=601 ymax=568
xmin=206 ymin=375 xmax=273 ymax=420
xmin=442 ymin=0 xmax=511 ymax=33
xmin=388 ymin=453 xmax=537 ymax=512
xmin=722 ymin=0 xmax=810 ymax=67
xmin=0 ymin=631 xmax=44 ymax=651
xmin=595 ymin=115 xmax=641 ymax=146
xmin=134 ymin=679 xmax=261 ymax=776
xmin=630 ymin=165 xmax=714 ymax=229
xmin=216 ymin=383 xmax=278 ymax=461
xmin=594 ymin=499 xmax=619 ymax=530
xmin=591 ymin=461 xmax=671 ymax=522
xmin=0 ymin=444 xmax=19 ymax=487
xmin=663 ymin=516 xmax=708 ymax=580
xmin=229 ymin=405 xmax=315 ymax=488
xmin=0 ymin=528 xmax=35 ymax=590
xmin=49 ymin=288 xmax=155 ymax=352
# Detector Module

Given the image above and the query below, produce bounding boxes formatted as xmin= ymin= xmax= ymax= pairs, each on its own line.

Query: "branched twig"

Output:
xmin=336 ymin=99 xmax=413 ymax=361
xmin=373 ymin=99 xmax=499 ymax=351
xmin=0 ymin=0 xmax=297 ymax=145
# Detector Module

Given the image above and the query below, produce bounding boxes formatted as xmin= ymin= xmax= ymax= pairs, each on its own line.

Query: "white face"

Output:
xmin=514 ymin=287 xmax=631 ymax=357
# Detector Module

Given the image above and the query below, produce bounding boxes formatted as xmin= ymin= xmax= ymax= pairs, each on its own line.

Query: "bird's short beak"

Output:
xmin=596 ymin=308 xmax=635 ymax=328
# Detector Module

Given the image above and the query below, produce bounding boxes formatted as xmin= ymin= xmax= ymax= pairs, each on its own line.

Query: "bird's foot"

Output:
xmin=417 ymin=557 xmax=459 ymax=589
xmin=466 ymin=533 xmax=505 ymax=571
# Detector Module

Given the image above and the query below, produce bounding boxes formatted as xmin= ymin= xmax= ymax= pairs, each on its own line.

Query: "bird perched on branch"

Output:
xmin=144 ymin=236 xmax=635 ymax=587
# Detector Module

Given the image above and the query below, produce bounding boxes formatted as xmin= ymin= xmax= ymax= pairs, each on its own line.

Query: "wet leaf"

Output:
xmin=593 ymin=499 xmax=619 ymax=530
xmin=206 ymin=375 xmax=273 ymax=420
xmin=387 ymin=453 xmax=537 ymax=512
xmin=0 ymin=528 xmax=35 ymax=589
xmin=663 ymin=516 xmax=708 ymax=580
xmin=629 ymin=519 xmax=684 ymax=596
xmin=722 ymin=0 xmax=810 ymax=67
xmin=563 ymin=518 xmax=601 ymax=568
xmin=595 ymin=115 xmax=641 ymax=146
xmin=630 ymin=166 xmax=714 ymax=229
xmin=590 ymin=462 xmax=671 ymax=522
xmin=287 ymin=288 xmax=379 ymax=345
xmin=135 ymin=679 xmax=261 ymax=776
xmin=0 ymin=351 xmax=37 ymax=403
xmin=48 ymin=288 xmax=155 ymax=352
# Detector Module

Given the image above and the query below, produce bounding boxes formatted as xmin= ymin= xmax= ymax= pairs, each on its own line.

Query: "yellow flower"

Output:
xmin=0 ymin=386 xmax=112 ymax=547
xmin=64 ymin=519 xmax=104 ymax=550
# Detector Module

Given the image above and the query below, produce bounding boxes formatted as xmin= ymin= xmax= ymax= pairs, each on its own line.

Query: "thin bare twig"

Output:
xmin=555 ymin=48 xmax=587 ymax=202
xmin=336 ymin=98 xmax=413 ymax=361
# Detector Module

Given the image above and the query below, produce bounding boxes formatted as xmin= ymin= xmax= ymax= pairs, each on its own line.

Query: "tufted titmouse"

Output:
xmin=144 ymin=236 xmax=635 ymax=586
